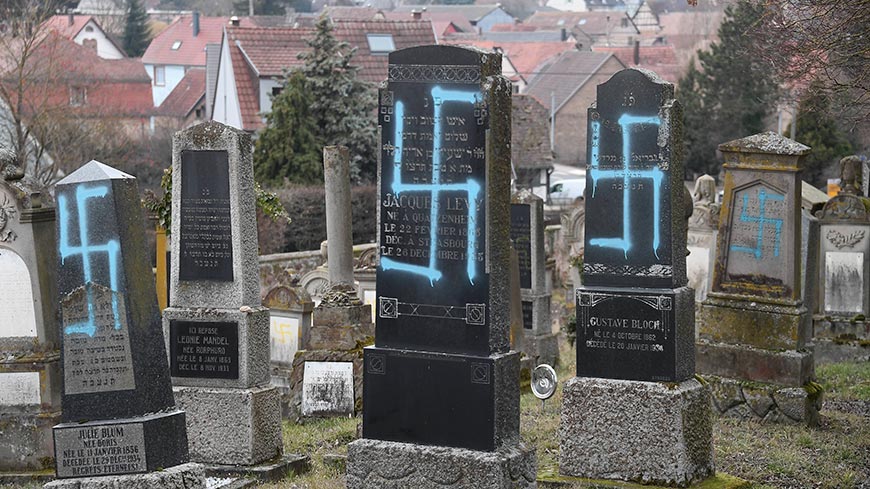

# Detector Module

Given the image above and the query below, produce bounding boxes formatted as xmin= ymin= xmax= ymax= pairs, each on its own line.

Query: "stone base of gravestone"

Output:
xmin=173 ymin=385 xmax=282 ymax=465
xmin=44 ymin=462 xmax=205 ymax=489
xmin=0 ymin=410 xmax=60 ymax=472
xmin=52 ymin=411 xmax=189 ymax=479
xmin=521 ymin=332 xmax=559 ymax=368
xmin=702 ymin=375 xmax=822 ymax=425
xmin=162 ymin=307 xmax=270 ymax=389
xmin=309 ymin=303 xmax=374 ymax=350
xmin=284 ymin=349 xmax=364 ymax=420
xmin=813 ymin=318 xmax=870 ymax=364
xmin=559 ymin=377 xmax=714 ymax=487
xmin=346 ymin=439 xmax=536 ymax=489
xmin=698 ymin=296 xmax=810 ymax=352
xmin=696 ymin=342 xmax=814 ymax=387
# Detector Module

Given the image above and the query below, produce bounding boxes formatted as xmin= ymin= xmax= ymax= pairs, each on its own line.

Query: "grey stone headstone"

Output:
xmin=816 ymin=189 xmax=870 ymax=317
xmin=301 ymin=361 xmax=354 ymax=417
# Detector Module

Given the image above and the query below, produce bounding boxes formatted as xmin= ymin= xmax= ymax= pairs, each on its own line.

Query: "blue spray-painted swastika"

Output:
xmin=588 ymin=114 xmax=664 ymax=259
xmin=380 ymin=86 xmax=482 ymax=287
xmin=58 ymin=185 xmax=121 ymax=337
xmin=729 ymin=188 xmax=784 ymax=260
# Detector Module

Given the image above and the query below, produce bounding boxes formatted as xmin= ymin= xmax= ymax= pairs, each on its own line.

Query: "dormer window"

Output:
xmin=366 ymin=34 xmax=395 ymax=55
xmin=171 ymin=41 xmax=182 ymax=50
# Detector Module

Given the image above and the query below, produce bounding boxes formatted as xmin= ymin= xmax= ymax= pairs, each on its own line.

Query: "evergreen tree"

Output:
xmin=122 ymin=0 xmax=150 ymax=57
xmin=296 ymin=14 xmax=377 ymax=182
xmin=677 ymin=0 xmax=779 ymax=177
xmin=254 ymin=71 xmax=322 ymax=185
xmin=789 ymin=84 xmax=854 ymax=188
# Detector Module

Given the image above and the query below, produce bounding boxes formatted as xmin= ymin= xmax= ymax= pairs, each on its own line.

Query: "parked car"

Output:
xmin=549 ymin=178 xmax=586 ymax=206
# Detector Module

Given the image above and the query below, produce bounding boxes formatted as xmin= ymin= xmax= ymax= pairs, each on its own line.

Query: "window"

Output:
xmin=366 ymin=34 xmax=395 ymax=54
xmin=272 ymin=86 xmax=283 ymax=97
xmin=84 ymin=25 xmax=94 ymax=32
xmin=82 ymin=38 xmax=97 ymax=52
xmin=171 ymin=40 xmax=182 ymax=50
xmin=154 ymin=65 xmax=165 ymax=86
xmin=69 ymin=86 xmax=86 ymax=106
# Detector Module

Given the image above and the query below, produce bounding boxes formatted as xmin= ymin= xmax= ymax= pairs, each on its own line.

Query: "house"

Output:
xmin=212 ymin=20 xmax=435 ymax=132
xmin=630 ymin=0 xmax=661 ymax=33
xmin=511 ymin=94 xmax=554 ymax=194
xmin=585 ymin=0 xmax=629 ymax=11
xmin=42 ymin=14 xmax=125 ymax=59
xmin=525 ymin=50 xmax=625 ymax=165
xmin=142 ymin=13 xmax=253 ymax=106
xmin=154 ymin=67 xmax=207 ymax=130
xmin=441 ymin=39 xmax=578 ymax=91
xmin=591 ymin=43 xmax=681 ymax=82
xmin=526 ymin=10 xmax=639 ymax=46
xmin=383 ymin=10 xmax=475 ymax=41
xmin=392 ymin=4 xmax=515 ymax=33
xmin=544 ymin=0 xmax=589 ymax=13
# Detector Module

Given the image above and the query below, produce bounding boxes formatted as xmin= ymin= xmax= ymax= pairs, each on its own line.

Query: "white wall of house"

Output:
xmin=545 ymin=0 xmax=589 ymax=12
xmin=211 ymin=39 xmax=242 ymax=130
xmin=73 ymin=20 xmax=124 ymax=59
xmin=144 ymin=64 xmax=187 ymax=107
xmin=258 ymin=79 xmax=282 ymax=115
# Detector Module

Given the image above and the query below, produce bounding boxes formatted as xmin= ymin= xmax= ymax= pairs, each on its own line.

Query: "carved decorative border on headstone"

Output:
xmin=388 ymin=64 xmax=481 ymax=84
xmin=583 ymin=263 xmax=673 ymax=278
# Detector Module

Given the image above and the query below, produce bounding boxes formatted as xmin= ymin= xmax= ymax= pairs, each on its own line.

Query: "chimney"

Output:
xmin=193 ymin=11 xmax=200 ymax=37
xmin=411 ymin=9 xmax=421 ymax=20
xmin=561 ymin=27 xmax=567 ymax=41
xmin=229 ymin=16 xmax=240 ymax=27
xmin=633 ymin=40 xmax=640 ymax=65
xmin=68 ymin=13 xmax=74 ymax=26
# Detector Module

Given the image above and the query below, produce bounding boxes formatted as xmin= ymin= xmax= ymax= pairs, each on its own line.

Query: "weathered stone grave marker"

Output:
xmin=162 ymin=122 xmax=288 ymax=476
xmin=0 ymin=151 xmax=61 ymax=474
xmin=687 ymin=174 xmax=720 ymax=303
xmin=346 ymin=45 xmax=536 ymax=488
xmin=562 ymin=68 xmax=713 ymax=486
xmin=46 ymin=161 xmax=202 ymax=487
xmin=511 ymin=190 xmax=557 ymax=366
xmin=698 ymin=132 xmax=821 ymax=424
xmin=814 ymin=156 xmax=870 ymax=362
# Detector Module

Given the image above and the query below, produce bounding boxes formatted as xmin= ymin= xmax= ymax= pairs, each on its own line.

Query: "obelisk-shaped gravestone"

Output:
xmin=561 ymin=68 xmax=713 ymax=486
xmin=346 ymin=45 xmax=536 ymax=488
xmin=697 ymin=132 xmax=821 ymax=425
xmin=47 ymin=161 xmax=202 ymax=487
xmin=0 ymin=149 xmax=61 ymax=474
xmin=162 ymin=121 xmax=284 ymax=470
xmin=511 ymin=190 xmax=557 ymax=366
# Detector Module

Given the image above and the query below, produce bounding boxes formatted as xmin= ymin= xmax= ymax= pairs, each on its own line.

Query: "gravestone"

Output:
xmin=0 ymin=154 xmax=61 ymax=474
xmin=561 ymin=68 xmax=713 ymax=486
xmin=263 ymin=285 xmax=313 ymax=416
xmin=162 ymin=122 xmax=286 ymax=474
xmin=45 ymin=161 xmax=203 ymax=488
xmin=346 ymin=45 xmax=536 ymax=489
xmin=687 ymin=175 xmax=720 ymax=303
xmin=511 ymin=190 xmax=557 ymax=366
xmin=697 ymin=132 xmax=821 ymax=425
xmin=814 ymin=156 xmax=870 ymax=362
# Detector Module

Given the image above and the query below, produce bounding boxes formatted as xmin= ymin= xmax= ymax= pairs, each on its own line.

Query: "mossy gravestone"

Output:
xmin=46 ymin=161 xmax=203 ymax=488
xmin=697 ymin=132 xmax=821 ymax=425
xmin=346 ymin=45 xmax=536 ymax=489
xmin=561 ymin=68 xmax=714 ymax=487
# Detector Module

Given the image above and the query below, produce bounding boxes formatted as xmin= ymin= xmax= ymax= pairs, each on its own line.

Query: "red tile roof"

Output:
xmin=442 ymin=40 xmax=576 ymax=79
xmin=382 ymin=11 xmax=475 ymax=34
xmin=591 ymin=44 xmax=682 ymax=83
xmin=43 ymin=14 xmax=95 ymax=39
xmin=227 ymin=25 xmax=314 ymax=78
xmin=157 ymin=67 xmax=206 ymax=117
xmin=143 ymin=15 xmax=254 ymax=67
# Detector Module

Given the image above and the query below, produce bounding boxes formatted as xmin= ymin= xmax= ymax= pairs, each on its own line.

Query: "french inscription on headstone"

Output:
xmin=511 ymin=204 xmax=532 ymax=289
xmin=377 ymin=54 xmax=491 ymax=356
xmin=169 ymin=320 xmax=239 ymax=379
xmin=62 ymin=284 xmax=135 ymax=395
xmin=301 ymin=362 xmax=354 ymax=416
xmin=54 ymin=423 xmax=147 ymax=478
xmin=0 ymin=249 xmax=37 ymax=337
xmin=178 ymin=150 xmax=233 ymax=282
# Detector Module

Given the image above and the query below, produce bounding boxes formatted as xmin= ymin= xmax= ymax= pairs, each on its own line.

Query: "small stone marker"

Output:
xmin=301 ymin=362 xmax=354 ymax=417
xmin=511 ymin=190 xmax=557 ymax=366
xmin=0 ymin=158 xmax=62 ymax=473
xmin=698 ymin=132 xmax=821 ymax=425
xmin=687 ymin=175 xmax=720 ymax=302
xmin=347 ymin=45 xmax=536 ymax=489
xmin=163 ymin=121 xmax=284 ymax=469
xmin=561 ymin=68 xmax=713 ymax=486
xmin=46 ymin=161 xmax=201 ymax=487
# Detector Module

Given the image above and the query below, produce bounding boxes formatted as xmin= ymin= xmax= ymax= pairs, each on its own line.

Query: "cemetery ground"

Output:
xmin=248 ymin=342 xmax=869 ymax=489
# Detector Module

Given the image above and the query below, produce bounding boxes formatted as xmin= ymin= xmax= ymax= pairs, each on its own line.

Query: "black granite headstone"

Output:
xmin=169 ymin=320 xmax=239 ymax=379
xmin=178 ymin=150 xmax=233 ymax=282
xmin=582 ymin=69 xmax=684 ymax=289
xmin=522 ymin=300 xmax=533 ymax=330
xmin=53 ymin=161 xmax=188 ymax=478
xmin=376 ymin=47 xmax=493 ymax=356
xmin=511 ymin=204 xmax=532 ymax=289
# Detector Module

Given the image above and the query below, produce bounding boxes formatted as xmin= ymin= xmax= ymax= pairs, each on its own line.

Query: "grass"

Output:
xmin=817 ymin=362 xmax=870 ymax=401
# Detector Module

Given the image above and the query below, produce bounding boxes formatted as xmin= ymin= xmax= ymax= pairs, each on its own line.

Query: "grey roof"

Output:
xmin=718 ymin=132 xmax=811 ymax=156
xmin=524 ymin=50 xmax=620 ymax=114
xmin=480 ymin=31 xmax=566 ymax=42
xmin=393 ymin=4 xmax=511 ymax=22
xmin=57 ymin=161 xmax=133 ymax=185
